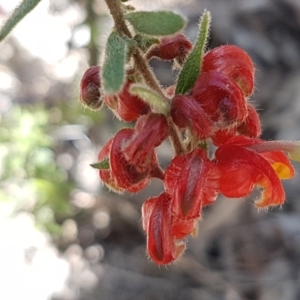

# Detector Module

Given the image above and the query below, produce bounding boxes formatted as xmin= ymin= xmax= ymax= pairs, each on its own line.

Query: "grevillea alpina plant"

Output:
xmin=79 ymin=1 xmax=300 ymax=265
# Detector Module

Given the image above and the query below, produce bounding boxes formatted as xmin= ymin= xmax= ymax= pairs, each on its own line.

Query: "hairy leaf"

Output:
xmin=0 ymin=0 xmax=42 ymax=42
xmin=125 ymin=11 xmax=186 ymax=36
xmin=175 ymin=10 xmax=211 ymax=94
xmin=130 ymin=84 xmax=170 ymax=115
xmin=102 ymin=31 xmax=127 ymax=94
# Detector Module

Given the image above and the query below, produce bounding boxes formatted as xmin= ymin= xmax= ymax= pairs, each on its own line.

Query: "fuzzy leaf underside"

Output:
xmin=102 ymin=31 xmax=127 ymax=95
xmin=124 ymin=11 xmax=186 ymax=36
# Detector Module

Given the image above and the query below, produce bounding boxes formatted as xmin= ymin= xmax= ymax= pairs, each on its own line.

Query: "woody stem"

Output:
xmin=104 ymin=0 xmax=185 ymax=155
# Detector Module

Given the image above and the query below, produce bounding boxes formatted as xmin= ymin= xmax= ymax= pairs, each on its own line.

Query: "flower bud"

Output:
xmin=105 ymin=80 xmax=150 ymax=122
xmin=142 ymin=193 xmax=186 ymax=265
xmin=123 ymin=113 xmax=169 ymax=172
xmin=192 ymin=71 xmax=247 ymax=124
xmin=110 ymin=128 xmax=151 ymax=191
xmin=202 ymin=45 xmax=255 ymax=97
xmin=146 ymin=33 xmax=192 ymax=65
xmin=79 ymin=66 xmax=103 ymax=110
xmin=164 ymin=149 xmax=219 ymax=220
xmin=171 ymin=95 xmax=214 ymax=139
xmin=237 ymin=103 xmax=261 ymax=138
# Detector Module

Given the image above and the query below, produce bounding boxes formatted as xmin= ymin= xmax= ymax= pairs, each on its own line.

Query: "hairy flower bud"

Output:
xmin=164 ymin=149 xmax=219 ymax=220
xmin=142 ymin=193 xmax=186 ymax=265
xmin=105 ymin=80 xmax=150 ymax=122
xmin=237 ymin=103 xmax=261 ymax=138
xmin=171 ymin=95 xmax=214 ymax=139
xmin=192 ymin=71 xmax=247 ymax=124
xmin=79 ymin=66 xmax=103 ymax=110
xmin=123 ymin=113 xmax=169 ymax=172
xmin=146 ymin=33 xmax=192 ymax=65
xmin=202 ymin=45 xmax=255 ymax=97
xmin=109 ymin=128 xmax=151 ymax=192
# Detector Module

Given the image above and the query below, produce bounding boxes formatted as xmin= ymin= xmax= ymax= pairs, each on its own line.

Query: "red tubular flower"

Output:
xmin=192 ymin=71 xmax=247 ymax=124
xmin=142 ymin=193 xmax=186 ymax=265
xmin=123 ymin=113 xmax=168 ymax=173
xmin=97 ymin=138 xmax=125 ymax=193
xmin=79 ymin=66 xmax=103 ymax=110
xmin=146 ymin=33 xmax=192 ymax=64
xmin=215 ymin=136 xmax=295 ymax=208
xmin=202 ymin=45 xmax=255 ymax=97
xmin=97 ymin=135 xmax=150 ymax=193
xmin=164 ymin=148 xmax=219 ymax=220
xmin=171 ymin=95 xmax=214 ymax=139
xmin=105 ymin=80 xmax=150 ymax=122
xmin=109 ymin=128 xmax=151 ymax=192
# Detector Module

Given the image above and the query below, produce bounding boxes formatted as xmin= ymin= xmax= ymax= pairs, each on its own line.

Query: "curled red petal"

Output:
xmin=202 ymin=45 xmax=255 ymax=96
xmin=164 ymin=149 xmax=219 ymax=220
xmin=261 ymin=151 xmax=295 ymax=180
xmin=123 ymin=113 xmax=168 ymax=173
xmin=192 ymin=71 xmax=247 ymax=124
xmin=99 ymin=170 xmax=125 ymax=193
xmin=143 ymin=193 xmax=186 ymax=265
xmin=215 ymin=145 xmax=286 ymax=208
xmin=237 ymin=103 xmax=261 ymax=138
xmin=97 ymin=138 xmax=113 ymax=161
xmin=219 ymin=136 xmax=295 ymax=180
xmin=171 ymin=95 xmax=214 ymax=139
xmin=106 ymin=81 xmax=150 ymax=122
xmin=110 ymin=128 xmax=150 ymax=191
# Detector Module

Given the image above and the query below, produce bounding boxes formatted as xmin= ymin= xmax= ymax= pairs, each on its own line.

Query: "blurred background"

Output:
xmin=1 ymin=0 xmax=300 ymax=299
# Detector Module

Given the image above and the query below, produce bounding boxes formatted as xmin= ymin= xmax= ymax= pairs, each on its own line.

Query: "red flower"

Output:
xmin=86 ymin=34 xmax=298 ymax=266
xmin=97 ymin=129 xmax=151 ymax=193
xmin=105 ymin=80 xmax=150 ymax=122
xmin=171 ymin=95 xmax=214 ymax=139
xmin=164 ymin=148 xmax=219 ymax=220
xmin=215 ymin=136 xmax=295 ymax=208
xmin=237 ymin=103 xmax=261 ymax=138
xmin=79 ymin=66 xmax=103 ymax=110
xmin=123 ymin=113 xmax=169 ymax=173
xmin=142 ymin=193 xmax=186 ymax=265
xmin=192 ymin=71 xmax=247 ymax=124
xmin=97 ymin=138 xmax=125 ymax=193
xmin=202 ymin=45 xmax=255 ymax=97
xmin=146 ymin=33 xmax=192 ymax=65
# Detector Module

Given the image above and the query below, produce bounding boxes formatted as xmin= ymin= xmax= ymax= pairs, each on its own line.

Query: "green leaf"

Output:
xmin=91 ymin=159 xmax=110 ymax=170
xmin=124 ymin=11 xmax=186 ymax=36
xmin=0 ymin=0 xmax=42 ymax=43
xmin=102 ymin=31 xmax=127 ymax=94
xmin=175 ymin=10 xmax=211 ymax=95
xmin=130 ymin=83 xmax=170 ymax=115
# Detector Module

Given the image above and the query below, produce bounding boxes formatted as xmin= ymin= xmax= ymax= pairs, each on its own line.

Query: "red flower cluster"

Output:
xmin=80 ymin=41 xmax=296 ymax=265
